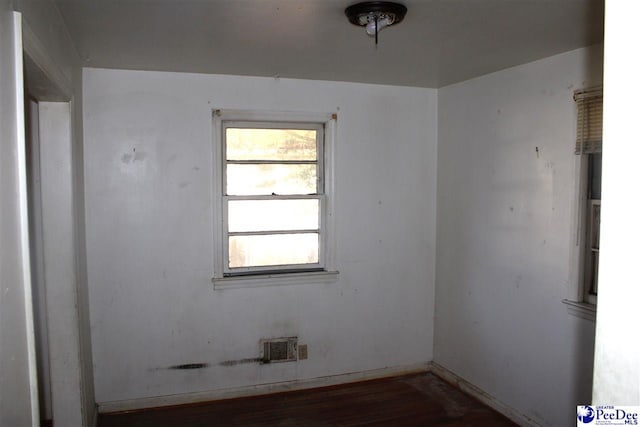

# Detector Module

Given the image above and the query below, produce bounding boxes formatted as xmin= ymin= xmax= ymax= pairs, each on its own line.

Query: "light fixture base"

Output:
xmin=345 ymin=2 xmax=407 ymax=45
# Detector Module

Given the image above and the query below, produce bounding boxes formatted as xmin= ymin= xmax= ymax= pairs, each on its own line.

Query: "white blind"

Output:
xmin=574 ymin=86 xmax=603 ymax=154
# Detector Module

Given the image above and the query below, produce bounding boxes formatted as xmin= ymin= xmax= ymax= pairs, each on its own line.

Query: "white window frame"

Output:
xmin=575 ymin=153 xmax=601 ymax=306
xmin=564 ymin=87 xmax=602 ymax=320
xmin=584 ymin=198 xmax=600 ymax=304
xmin=211 ymin=109 xmax=338 ymax=289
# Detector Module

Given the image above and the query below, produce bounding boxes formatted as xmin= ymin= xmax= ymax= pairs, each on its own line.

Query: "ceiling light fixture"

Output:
xmin=345 ymin=1 xmax=407 ymax=46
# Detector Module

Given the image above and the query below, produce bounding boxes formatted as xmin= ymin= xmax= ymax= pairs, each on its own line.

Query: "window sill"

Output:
xmin=562 ymin=299 xmax=596 ymax=322
xmin=212 ymin=270 xmax=339 ymax=290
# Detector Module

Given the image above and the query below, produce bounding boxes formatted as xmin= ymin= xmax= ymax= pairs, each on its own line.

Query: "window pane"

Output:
xmin=227 ymin=164 xmax=316 ymax=195
xmin=229 ymin=233 xmax=319 ymax=268
xmin=226 ymin=128 xmax=317 ymax=161
xmin=588 ymin=153 xmax=602 ymax=199
xmin=228 ymin=199 xmax=319 ymax=232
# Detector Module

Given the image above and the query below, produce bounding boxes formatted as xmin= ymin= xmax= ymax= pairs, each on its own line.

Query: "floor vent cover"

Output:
xmin=261 ymin=337 xmax=298 ymax=363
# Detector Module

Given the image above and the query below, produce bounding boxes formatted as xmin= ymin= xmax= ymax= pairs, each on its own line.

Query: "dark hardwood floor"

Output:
xmin=98 ymin=372 xmax=517 ymax=426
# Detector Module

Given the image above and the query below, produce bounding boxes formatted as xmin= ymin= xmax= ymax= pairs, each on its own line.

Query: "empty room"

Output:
xmin=1 ymin=1 xmax=638 ymax=426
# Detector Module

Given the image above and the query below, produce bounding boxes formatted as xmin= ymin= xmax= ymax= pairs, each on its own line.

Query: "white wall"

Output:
xmin=592 ymin=2 xmax=640 ymax=405
xmin=83 ymin=68 xmax=438 ymax=404
xmin=0 ymin=5 xmax=38 ymax=426
xmin=435 ymin=45 xmax=602 ymax=427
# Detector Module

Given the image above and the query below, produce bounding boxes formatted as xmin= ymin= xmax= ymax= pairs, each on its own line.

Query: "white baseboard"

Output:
xmin=98 ymin=362 xmax=431 ymax=414
xmin=429 ymin=362 xmax=542 ymax=427
xmin=99 ymin=361 xmax=542 ymax=426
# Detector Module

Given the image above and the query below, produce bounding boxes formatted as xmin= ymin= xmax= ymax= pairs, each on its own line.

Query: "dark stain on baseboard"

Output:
xmin=168 ymin=363 xmax=210 ymax=370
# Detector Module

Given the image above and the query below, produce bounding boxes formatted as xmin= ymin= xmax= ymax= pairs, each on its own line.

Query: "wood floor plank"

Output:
xmin=98 ymin=372 xmax=517 ymax=426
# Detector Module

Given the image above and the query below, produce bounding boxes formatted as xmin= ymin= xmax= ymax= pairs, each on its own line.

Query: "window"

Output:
xmin=575 ymin=87 xmax=603 ymax=305
xmin=212 ymin=110 xmax=336 ymax=285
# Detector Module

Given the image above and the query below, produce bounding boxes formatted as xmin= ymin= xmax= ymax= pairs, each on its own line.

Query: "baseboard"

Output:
xmin=98 ymin=361 xmax=543 ymax=425
xmin=98 ymin=362 xmax=431 ymax=414
xmin=429 ymin=362 xmax=542 ymax=427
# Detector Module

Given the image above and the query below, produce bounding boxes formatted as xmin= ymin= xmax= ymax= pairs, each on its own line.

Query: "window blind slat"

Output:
xmin=574 ymin=87 xmax=603 ymax=154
